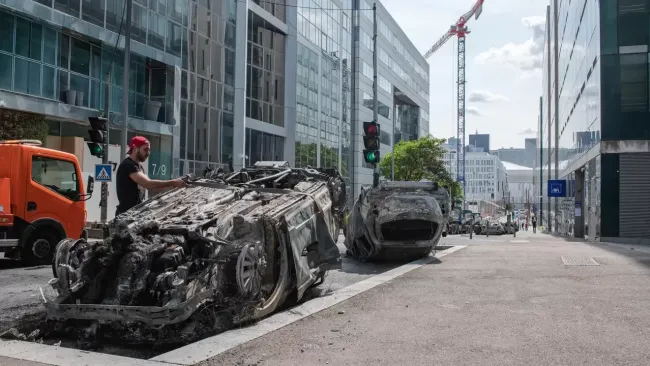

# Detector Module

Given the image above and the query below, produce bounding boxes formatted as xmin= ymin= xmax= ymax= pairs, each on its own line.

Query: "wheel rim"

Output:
xmin=32 ymin=238 xmax=51 ymax=259
xmin=236 ymin=244 xmax=262 ymax=296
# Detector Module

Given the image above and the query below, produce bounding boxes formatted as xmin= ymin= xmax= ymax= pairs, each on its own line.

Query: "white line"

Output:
xmin=151 ymin=245 xmax=466 ymax=365
xmin=0 ymin=340 xmax=177 ymax=366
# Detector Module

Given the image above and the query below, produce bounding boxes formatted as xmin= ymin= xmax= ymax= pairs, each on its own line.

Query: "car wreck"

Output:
xmin=41 ymin=161 xmax=346 ymax=347
xmin=344 ymin=180 xmax=444 ymax=261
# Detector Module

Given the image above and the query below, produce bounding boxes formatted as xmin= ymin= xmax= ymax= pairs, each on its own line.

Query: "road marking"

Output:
xmin=151 ymin=245 xmax=467 ymax=365
xmin=510 ymin=240 xmax=530 ymax=243
xmin=562 ymin=256 xmax=599 ymax=266
xmin=0 ymin=246 xmax=466 ymax=366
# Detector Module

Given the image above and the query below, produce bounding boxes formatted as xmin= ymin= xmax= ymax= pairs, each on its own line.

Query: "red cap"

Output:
xmin=127 ymin=136 xmax=150 ymax=154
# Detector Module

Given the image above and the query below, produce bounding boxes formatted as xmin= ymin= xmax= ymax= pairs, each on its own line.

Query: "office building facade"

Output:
xmin=468 ymin=133 xmax=489 ymax=152
xmin=348 ymin=0 xmax=430 ymax=197
xmin=241 ymin=0 xmax=430 ymax=201
xmin=0 ymin=0 xmax=241 ymax=183
xmin=1 ymin=0 xmax=428 ymax=211
xmin=540 ymin=0 xmax=650 ymax=243
xmin=442 ymin=144 xmax=510 ymax=207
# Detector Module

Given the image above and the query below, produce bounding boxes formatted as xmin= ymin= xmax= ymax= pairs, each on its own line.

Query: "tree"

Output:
xmin=379 ymin=136 xmax=463 ymax=200
xmin=0 ymin=109 xmax=48 ymax=142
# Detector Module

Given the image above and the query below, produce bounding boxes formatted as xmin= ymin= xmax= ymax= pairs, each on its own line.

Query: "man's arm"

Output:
xmin=129 ymin=171 xmax=187 ymax=191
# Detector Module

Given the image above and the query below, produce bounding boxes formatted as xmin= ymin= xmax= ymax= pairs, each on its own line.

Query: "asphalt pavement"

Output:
xmin=201 ymin=230 xmax=650 ymax=366
xmin=5 ymin=231 xmax=650 ymax=365
xmin=0 ymin=235 xmax=398 ymax=336
xmin=0 ymin=259 xmax=51 ymax=333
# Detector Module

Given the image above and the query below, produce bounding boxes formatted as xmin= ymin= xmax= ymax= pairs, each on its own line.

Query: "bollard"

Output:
xmin=469 ymin=218 xmax=473 ymax=240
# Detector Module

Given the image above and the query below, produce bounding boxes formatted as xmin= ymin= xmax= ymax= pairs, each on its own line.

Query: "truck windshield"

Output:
xmin=31 ymin=156 xmax=79 ymax=201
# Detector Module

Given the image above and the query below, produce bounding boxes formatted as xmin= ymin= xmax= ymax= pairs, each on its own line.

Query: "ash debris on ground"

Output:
xmin=32 ymin=163 xmax=346 ymax=351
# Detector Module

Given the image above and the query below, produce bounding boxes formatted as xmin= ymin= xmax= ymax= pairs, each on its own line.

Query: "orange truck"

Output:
xmin=0 ymin=140 xmax=94 ymax=265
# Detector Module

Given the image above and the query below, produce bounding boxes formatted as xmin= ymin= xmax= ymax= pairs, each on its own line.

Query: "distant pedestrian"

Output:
xmin=532 ymin=217 xmax=537 ymax=233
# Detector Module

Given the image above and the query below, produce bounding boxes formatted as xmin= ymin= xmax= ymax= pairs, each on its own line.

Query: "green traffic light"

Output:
xmin=87 ymin=142 xmax=104 ymax=157
xmin=365 ymin=151 xmax=377 ymax=162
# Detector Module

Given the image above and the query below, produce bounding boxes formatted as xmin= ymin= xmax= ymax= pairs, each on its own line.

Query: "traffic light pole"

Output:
xmin=100 ymin=72 xmax=111 ymax=223
xmin=372 ymin=3 xmax=379 ymax=187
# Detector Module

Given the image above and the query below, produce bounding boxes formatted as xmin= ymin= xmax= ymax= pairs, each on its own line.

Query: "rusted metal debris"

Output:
xmin=344 ymin=180 xmax=445 ymax=261
xmin=41 ymin=162 xmax=346 ymax=347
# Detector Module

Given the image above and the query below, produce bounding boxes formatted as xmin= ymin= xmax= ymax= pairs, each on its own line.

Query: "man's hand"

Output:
xmin=172 ymin=178 xmax=189 ymax=188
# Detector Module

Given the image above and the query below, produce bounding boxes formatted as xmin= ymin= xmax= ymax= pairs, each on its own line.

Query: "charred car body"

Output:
xmin=41 ymin=161 xmax=345 ymax=345
xmin=344 ymin=181 xmax=444 ymax=261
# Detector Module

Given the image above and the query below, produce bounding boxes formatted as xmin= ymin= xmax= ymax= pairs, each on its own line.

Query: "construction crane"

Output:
xmin=423 ymin=0 xmax=484 ymax=202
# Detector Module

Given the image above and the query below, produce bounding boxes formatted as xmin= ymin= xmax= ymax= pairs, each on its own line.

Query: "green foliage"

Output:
xmin=0 ymin=109 xmax=48 ymax=142
xmin=379 ymin=136 xmax=463 ymax=200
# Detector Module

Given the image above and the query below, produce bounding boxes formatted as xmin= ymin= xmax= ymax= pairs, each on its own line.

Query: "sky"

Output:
xmin=379 ymin=0 xmax=549 ymax=149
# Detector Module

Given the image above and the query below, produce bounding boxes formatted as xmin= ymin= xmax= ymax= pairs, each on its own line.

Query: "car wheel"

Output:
xmin=251 ymin=231 xmax=291 ymax=320
xmin=22 ymin=229 xmax=58 ymax=266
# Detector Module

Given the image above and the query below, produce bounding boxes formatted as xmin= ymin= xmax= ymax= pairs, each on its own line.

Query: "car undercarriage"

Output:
xmin=41 ymin=162 xmax=346 ymax=347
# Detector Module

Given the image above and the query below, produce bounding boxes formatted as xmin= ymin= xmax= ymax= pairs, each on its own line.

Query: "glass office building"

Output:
xmin=0 ymin=0 xmax=238 ymax=180
xmin=541 ymin=0 xmax=650 ymax=242
xmin=1 ymin=0 xmax=429 ymax=208
xmin=351 ymin=0 xmax=430 ymax=197
xmin=246 ymin=0 xmax=429 ymax=200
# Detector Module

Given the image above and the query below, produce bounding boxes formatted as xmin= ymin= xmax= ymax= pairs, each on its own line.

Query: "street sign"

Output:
xmin=547 ymin=179 xmax=566 ymax=197
xmin=95 ymin=164 xmax=113 ymax=182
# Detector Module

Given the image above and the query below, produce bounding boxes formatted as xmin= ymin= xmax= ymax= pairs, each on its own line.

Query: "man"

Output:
xmin=532 ymin=216 xmax=537 ymax=233
xmin=115 ymin=136 xmax=187 ymax=216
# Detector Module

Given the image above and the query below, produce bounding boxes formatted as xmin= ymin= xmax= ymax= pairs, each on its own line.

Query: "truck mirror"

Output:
xmin=87 ymin=176 xmax=95 ymax=195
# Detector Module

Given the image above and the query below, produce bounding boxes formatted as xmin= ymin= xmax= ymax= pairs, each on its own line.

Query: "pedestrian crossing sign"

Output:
xmin=95 ymin=164 xmax=113 ymax=182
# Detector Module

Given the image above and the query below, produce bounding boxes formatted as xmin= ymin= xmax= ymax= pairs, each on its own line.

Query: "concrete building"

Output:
xmin=540 ymin=0 xmax=650 ymax=243
xmin=468 ymin=133 xmax=489 ymax=153
xmin=442 ymin=144 xmax=510 ymax=208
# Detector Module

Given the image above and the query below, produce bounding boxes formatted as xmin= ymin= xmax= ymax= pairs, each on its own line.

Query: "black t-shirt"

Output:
xmin=116 ymin=157 xmax=145 ymax=213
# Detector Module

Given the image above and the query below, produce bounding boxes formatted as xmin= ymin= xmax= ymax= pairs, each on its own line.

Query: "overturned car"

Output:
xmin=41 ymin=162 xmax=345 ymax=346
xmin=344 ymin=180 xmax=445 ymax=261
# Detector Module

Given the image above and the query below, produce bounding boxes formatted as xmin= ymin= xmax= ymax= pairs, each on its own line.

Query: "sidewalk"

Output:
xmin=205 ymin=231 xmax=650 ymax=366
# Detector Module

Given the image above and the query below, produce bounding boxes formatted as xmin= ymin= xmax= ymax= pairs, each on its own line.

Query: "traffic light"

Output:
xmin=362 ymin=121 xmax=380 ymax=164
xmin=87 ymin=117 xmax=107 ymax=158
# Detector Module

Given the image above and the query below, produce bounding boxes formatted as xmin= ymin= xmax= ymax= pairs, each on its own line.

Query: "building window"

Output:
xmin=620 ymin=53 xmax=647 ymax=111
xmin=246 ymin=12 xmax=284 ymax=126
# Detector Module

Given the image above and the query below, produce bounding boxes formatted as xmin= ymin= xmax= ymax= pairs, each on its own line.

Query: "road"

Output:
xmin=5 ymin=231 xmax=650 ymax=365
xmin=198 ymin=231 xmax=650 ymax=366
xmin=0 ymin=259 xmax=51 ymax=333
xmin=0 ymin=235 xmax=405 ymax=349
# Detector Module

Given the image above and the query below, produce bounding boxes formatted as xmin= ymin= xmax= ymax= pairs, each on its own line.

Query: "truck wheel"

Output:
xmin=22 ymin=230 xmax=58 ymax=266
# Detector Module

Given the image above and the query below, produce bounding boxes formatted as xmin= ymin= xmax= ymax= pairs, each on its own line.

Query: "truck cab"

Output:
xmin=0 ymin=140 xmax=93 ymax=264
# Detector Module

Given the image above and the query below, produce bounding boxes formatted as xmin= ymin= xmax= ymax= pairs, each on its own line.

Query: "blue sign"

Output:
xmin=95 ymin=164 xmax=113 ymax=182
xmin=547 ymin=180 xmax=566 ymax=197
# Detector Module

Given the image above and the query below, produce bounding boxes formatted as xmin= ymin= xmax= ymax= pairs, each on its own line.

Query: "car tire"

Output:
xmin=22 ymin=229 xmax=58 ymax=266
xmin=252 ymin=232 xmax=291 ymax=320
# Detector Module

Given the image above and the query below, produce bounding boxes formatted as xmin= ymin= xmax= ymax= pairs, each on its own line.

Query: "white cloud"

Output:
xmin=475 ymin=15 xmax=546 ymax=72
xmin=466 ymin=106 xmax=481 ymax=116
xmin=468 ymin=90 xmax=509 ymax=103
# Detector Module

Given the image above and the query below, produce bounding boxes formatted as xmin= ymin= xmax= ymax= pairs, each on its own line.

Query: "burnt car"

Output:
xmin=344 ymin=180 xmax=445 ymax=261
xmin=41 ymin=161 xmax=345 ymax=345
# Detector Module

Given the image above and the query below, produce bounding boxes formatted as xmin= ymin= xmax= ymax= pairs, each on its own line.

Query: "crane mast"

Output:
xmin=423 ymin=0 xmax=484 ymax=203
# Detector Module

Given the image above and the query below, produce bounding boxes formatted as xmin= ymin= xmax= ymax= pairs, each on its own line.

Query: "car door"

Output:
xmin=24 ymin=151 xmax=85 ymax=238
